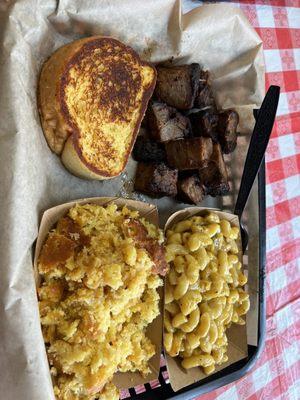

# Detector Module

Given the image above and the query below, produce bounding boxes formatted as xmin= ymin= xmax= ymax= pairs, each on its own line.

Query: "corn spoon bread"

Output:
xmin=37 ymin=203 xmax=165 ymax=399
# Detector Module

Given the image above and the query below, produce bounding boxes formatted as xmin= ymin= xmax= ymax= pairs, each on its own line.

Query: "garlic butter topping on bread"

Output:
xmin=38 ymin=37 xmax=156 ymax=179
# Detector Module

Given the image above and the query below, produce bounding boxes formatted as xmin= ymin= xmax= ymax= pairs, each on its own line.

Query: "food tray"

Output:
xmin=0 ymin=2 xmax=266 ymax=399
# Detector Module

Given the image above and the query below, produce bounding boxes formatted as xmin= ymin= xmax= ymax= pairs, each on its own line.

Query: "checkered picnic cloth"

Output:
xmin=198 ymin=1 xmax=300 ymax=399
xmin=120 ymin=2 xmax=300 ymax=399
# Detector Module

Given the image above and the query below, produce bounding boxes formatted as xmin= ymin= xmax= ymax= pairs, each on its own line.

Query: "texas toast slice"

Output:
xmin=38 ymin=36 xmax=156 ymax=179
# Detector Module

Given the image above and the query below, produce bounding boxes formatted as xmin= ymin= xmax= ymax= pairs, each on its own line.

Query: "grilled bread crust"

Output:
xmin=38 ymin=36 xmax=156 ymax=179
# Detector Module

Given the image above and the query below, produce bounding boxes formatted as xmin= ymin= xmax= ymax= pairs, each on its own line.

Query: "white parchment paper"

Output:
xmin=0 ymin=1 xmax=264 ymax=399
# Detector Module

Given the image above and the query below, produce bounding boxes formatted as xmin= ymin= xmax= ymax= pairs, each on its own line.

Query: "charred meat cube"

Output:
xmin=206 ymin=180 xmax=230 ymax=197
xmin=134 ymin=162 xmax=178 ymax=197
xmin=200 ymin=143 xmax=229 ymax=193
xmin=140 ymin=116 xmax=148 ymax=128
xmin=155 ymin=64 xmax=201 ymax=110
xmin=217 ymin=110 xmax=239 ymax=153
xmin=165 ymin=137 xmax=213 ymax=170
xmin=199 ymin=70 xmax=210 ymax=86
xmin=132 ymin=136 xmax=166 ymax=163
xmin=194 ymin=70 xmax=216 ymax=109
xmin=199 ymin=143 xmax=230 ymax=196
xmin=189 ymin=109 xmax=219 ymax=141
xmin=206 ymin=181 xmax=229 ymax=197
xmin=195 ymin=86 xmax=215 ymax=109
xmin=147 ymin=101 xmax=190 ymax=142
xmin=177 ymin=175 xmax=205 ymax=205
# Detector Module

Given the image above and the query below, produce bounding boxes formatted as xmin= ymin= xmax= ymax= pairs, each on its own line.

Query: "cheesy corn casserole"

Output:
xmin=38 ymin=203 xmax=166 ymax=400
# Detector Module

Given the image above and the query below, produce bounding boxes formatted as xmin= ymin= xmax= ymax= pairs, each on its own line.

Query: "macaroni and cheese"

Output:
xmin=38 ymin=203 xmax=165 ymax=400
xmin=164 ymin=212 xmax=249 ymax=375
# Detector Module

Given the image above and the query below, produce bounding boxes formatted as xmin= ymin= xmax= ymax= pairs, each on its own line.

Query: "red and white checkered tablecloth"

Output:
xmin=194 ymin=1 xmax=300 ymax=399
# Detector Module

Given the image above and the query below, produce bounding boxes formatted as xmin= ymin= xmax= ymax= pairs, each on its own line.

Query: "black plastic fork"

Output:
xmin=234 ymin=85 xmax=280 ymax=253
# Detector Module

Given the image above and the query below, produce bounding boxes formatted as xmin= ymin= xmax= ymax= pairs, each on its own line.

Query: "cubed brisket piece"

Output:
xmin=134 ymin=162 xmax=178 ymax=197
xmin=132 ymin=136 xmax=166 ymax=163
xmin=194 ymin=70 xmax=216 ymax=109
xmin=165 ymin=137 xmax=213 ymax=170
xmin=147 ymin=101 xmax=190 ymax=142
xmin=189 ymin=109 xmax=219 ymax=141
xmin=140 ymin=116 xmax=148 ymax=128
xmin=178 ymin=170 xmax=199 ymax=179
xmin=199 ymin=143 xmax=230 ymax=196
xmin=206 ymin=181 xmax=230 ymax=197
xmin=217 ymin=110 xmax=239 ymax=153
xmin=199 ymin=70 xmax=210 ymax=86
xmin=155 ymin=64 xmax=201 ymax=110
xmin=177 ymin=175 xmax=205 ymax=205
xmin=195 ymin=86 xmax=215 ymax=109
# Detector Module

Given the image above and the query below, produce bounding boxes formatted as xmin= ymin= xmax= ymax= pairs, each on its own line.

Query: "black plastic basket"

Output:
xmin=122 ymin=161 xmax=266 ymax=400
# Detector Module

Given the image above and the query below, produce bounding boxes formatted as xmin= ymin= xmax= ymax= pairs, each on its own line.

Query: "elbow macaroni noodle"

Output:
xmin=164 ymin=212 xmax=249 ymax=375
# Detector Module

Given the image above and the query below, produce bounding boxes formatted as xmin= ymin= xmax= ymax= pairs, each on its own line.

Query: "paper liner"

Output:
xmin=0 ymin=1 xmax=264 ymax=398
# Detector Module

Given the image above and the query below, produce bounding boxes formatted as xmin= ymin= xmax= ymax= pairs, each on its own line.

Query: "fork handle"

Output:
xmin=234 ymin=85 xmax=280 ymax=218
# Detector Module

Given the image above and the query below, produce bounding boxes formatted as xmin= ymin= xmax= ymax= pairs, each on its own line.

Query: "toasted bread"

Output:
xmin=38 ymin=37 xmax=156 ymax=179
